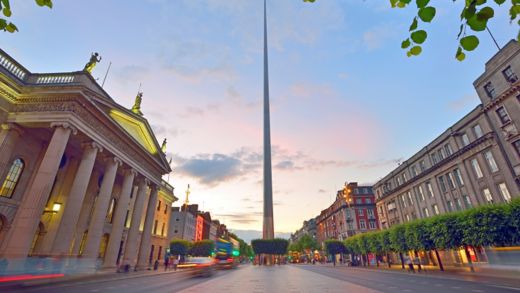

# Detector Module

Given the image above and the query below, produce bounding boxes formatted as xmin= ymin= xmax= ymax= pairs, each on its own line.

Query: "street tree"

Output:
xmin=0 ymin=0 xmax=52 ymax=33
xmin=324 ymin=239 xmax=346 ymax=266
xmin=366 ymin=232 xmax=383 ymax=267
xmin=170 ymin=239 xmax=192 ymax=257
xmin=377 ymin=230 xmax=393 ymax=268
xmin=189 ymin=240 xmax=215 ymax=257
xmin=303 ymin=0 xmax=519 ymax=61
xmin=389 ymin=225 xmax=408 ymax=269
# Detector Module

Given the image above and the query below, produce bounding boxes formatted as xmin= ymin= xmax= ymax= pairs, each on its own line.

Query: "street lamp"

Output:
xmin=343 ymin=182 xmax=352 ymax=207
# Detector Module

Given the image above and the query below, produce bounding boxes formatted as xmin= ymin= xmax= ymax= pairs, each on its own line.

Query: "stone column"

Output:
xmin=81 ymin=157 xmax=121 ymax=259
xmin=103 ymin=168 xmax=136 ymax=268
xmin=122 ymin=179 xmax=148 ymax=269
xmin=1 ymin=122 xmax=75 ymax=258
xmin=0 ymin=123 xmax=24 ymax=180
xmin=136 ymin=185 xmax=159 ymax=269
xmin=52 ymin=142 xmax=102 ymax=256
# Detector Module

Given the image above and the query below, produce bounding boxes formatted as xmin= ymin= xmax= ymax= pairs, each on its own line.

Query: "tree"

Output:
xmin=510 ymin=198 xmax=520 ymax=245
xmin=389 ymin=225 xmax=408 ymax=269
xmin=298 ymin=234 xmax=319 ymax=252
xmin=303 ymin=0 xmax=519 ymax=61
xmin=0 ymin=0 xmax=52 ymax=33
xmin=170 ymin=239 xmax=191 ymax=256
xmin=377 ymin=230 xmax=393 ymax=268
xmin=189 ymin=240 xmax=215 ymax=257
xmin=462 ymin=204 xmax=512 ymax=247
xmin=366 ymin=232 xmax=383 ymax=267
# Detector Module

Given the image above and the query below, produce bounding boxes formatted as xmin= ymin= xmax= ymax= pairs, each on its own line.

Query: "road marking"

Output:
xmin=451 ymin=286 xmax=461 ymax=289
xmin=489 ymin=285 xmax=520 ymax=291
xmin=471 ymin=290 xmax=484 ymax=293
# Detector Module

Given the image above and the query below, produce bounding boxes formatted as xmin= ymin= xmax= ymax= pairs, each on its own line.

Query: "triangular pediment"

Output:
xmin=108 ymin=109 xmax=159 ymax=155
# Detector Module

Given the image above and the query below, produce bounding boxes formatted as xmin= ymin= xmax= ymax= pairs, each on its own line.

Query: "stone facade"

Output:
xmin=0 ymin=49 xmax=177 ymax=273
xmin=374 ymin=40 xmax=520 ymax=229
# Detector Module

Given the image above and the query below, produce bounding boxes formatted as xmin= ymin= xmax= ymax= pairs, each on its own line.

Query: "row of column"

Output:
xmin=0 ymin=122 xmax=160 ymax=270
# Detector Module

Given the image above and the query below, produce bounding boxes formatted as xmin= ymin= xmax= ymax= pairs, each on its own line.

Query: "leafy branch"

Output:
xmin=0 ymin=0 xmax=52 ymax=33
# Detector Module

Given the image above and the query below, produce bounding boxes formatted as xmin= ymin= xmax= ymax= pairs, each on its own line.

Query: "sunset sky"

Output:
xmin=3 ymin=0 xmax=515 ymax=235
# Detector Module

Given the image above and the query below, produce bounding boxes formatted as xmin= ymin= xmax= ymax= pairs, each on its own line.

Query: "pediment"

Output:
xmin=108 ymin=109 xmax=159 ymax=155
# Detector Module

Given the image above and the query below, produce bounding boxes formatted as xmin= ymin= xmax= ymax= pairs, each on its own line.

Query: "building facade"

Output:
xmin=375 ymin=40 xmax=520 ymax=230
xmin=169 ymin=206 xmax=196 ymax=242
xmin=315 ymin=183 xmax=379 ymax=248
xmin=0 ymin=49 xmax=177 ymax=273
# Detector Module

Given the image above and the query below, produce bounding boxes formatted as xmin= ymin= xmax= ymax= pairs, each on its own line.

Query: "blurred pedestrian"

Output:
xmin=164 ymin=257 xmax=169 ymax=271
xmin=173 ymin=257 xmax=179 ymax=271
xmin=405 ymin=256 xmax=415 ymax=273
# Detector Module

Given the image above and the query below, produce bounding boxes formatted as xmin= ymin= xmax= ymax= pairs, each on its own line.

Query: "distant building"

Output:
xmin=169 ymin=205 xmax=196 ymax=241
xmin=291 ymin=218 xmax=316 ymax=243
xmin=375 ymin=40 xmax=520 ymax=230
xmin=315 ymin=183 xmax=378 ymax=248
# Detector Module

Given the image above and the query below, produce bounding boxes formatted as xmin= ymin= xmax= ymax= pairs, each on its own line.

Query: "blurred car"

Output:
xmin=215 ymin=257 xmax=236 ymax=270
xmin=179 ymin=257 xmax=216 ymax=277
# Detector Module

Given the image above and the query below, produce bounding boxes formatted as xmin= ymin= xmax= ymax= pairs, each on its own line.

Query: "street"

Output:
xmin=5 ymin=264 xmax=520 ymax=293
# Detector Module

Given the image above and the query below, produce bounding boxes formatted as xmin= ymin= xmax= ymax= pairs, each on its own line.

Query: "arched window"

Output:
xmin=106 ymin=198 xmax=117 ymax=223
xmin=0 ymin=158 xmax=25 ymax=198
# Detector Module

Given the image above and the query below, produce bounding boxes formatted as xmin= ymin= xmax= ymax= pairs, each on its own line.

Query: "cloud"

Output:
xmin=448 ymin=94 xmax=479 ymax=111
xmin=173 ymin=153 xmax=244 ymax=187
xmin=318 ymin=189 xmax=327 ymax=193
xmin=362 ymin=25 xmax=396 ymax=51
xmin=213 ymin=211 xmax=262 ymax=225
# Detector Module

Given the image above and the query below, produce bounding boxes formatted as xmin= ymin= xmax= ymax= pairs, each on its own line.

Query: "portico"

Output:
xmin=0 ymin=48 xmax=176 ymax=273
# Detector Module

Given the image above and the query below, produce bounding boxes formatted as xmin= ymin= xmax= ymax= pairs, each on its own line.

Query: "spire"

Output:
xmin=262 ymin=0 xmax=274 ymax=240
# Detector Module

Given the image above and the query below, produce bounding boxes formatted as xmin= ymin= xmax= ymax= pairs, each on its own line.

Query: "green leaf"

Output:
xmin=411 ymin=30 xmax=427 ymax=44
xmin=477 ymin=7 xmax=494 ymax=21
xmin=416 ymin=0 xmax=429 ymax=8
xmin=2 ymin=7 xmax=10 ymax=17
xmin=460 ymin=35 xmax=480 ymax=51
xmin=467 ymin=15 xmax=487 ymax=31
xmin=401 ymin=38 xmax=411 ymax=48
xmin=5 ymin=22 xmax=17 ymax=32
xmin=409 ymin=45 xmax=422 ymax=56
xmin=1 ymin=0 xmax=9 ymax=9
xmin=0 ymin=18 xmax=6 ymax=30
xmin=493 ymin=0 xmax=506 ymax=4
xmin=409 ymin=17 xmax=418 ymax=31
xmin=418 ymin=6 xmax=436 ymax=22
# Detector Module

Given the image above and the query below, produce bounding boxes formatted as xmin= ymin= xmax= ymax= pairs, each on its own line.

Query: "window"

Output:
xmin=483 ymin=188 xmax=493 ymax=203
xmin=367 ymin=209 xmax=375 ymax=218
xmin=419 ymin=160 xmax=426 ymax=171
xmin=432 ymin=204 xmax=440 ymax=215
xmin=498 ymin=183 xmax=512 ymax=202
xmin=453 ymin=169 xmax=464 ymax=187
xmin=438 ymin=149 xmax=445 ymax=160
xmin=357 ymin=209 xmax=364 ymax=216
xmin=347 ymin=222 xmax=354 ymax=230
xmin=164 ymin=205 xmax=168 ymax=215
xmin=366 ymin=198 xmax=372 ymax=204
xmin=417 ymin=186 xmax=425 ymax=201
xmin=0 ymin=158 xmax=25 ymax=198
xmin=400 ymin=195 xmax=407 ymax=208
xmin=462 ymin=133 xmax=470 ymax=146
xmin=471 ymin=159 xmax=484 ymax=178
xmin=426 ymin=182 xmax=434 ymax=198
xmin=157 ymin=201 xmax=161 ymax=211
xmin=431 ymin=153 xmax=438 ymax=165
xmin=473 ymin=125 xmax=484 ymax=139
xmin=396 ymin=176 xmax=401 ymax=186
xmin=423 ymin=208 xmax=430 ymax=217
xmin=403 ymin=173 xmax=407 ymax=182
xmin=368 ymin=221 xmax=376 ymax=229
xmin=153 ymin=220 xmax=158 ymax=235
xmin=411 ymin=166 xmax=417 ymax=177
xmin=514 ymin=140 xmax=520 ymax=157
xmin=356 ymin=198 xmax=362 ymax=204
xmin=444 ymin=144 xmax=453 ymax=156
xmin=463 ymin=195 xmax=472 ymax=208
xmin=161 ymin=222 xmax=166 ymax=236
xmin=359 ymin=220 xmax=366 ymax=230
xmin=405 ymin=214 xmax=410 ymax=222
xmin=407 ymin=192 xmax=413 ymax=205
xmin=502 ymin=65 xmax=518 ymax=83
xmin=106 ymin=198 xmax=116 ymax=223
xmin=455 ymin=198 xmax=463 ymax=211
xmin=496 ymin=106 xmax=511 ymax=125
xmin=446 ymin=200 xmax=453 ymax=212
xmin=446 ymin=173 xmax=456 ymax=190
xmin=124 ymin=210 xmax=130 ymax=228
xmin=438 ymin=176 xmax=447 ymax=193
xmin=484 ymin=151 xmax=499 ymax=172
xmin=484 ymin=82 xmax=496 ymax=98
xmin=345 ymin=209 xmax=351 ymax=218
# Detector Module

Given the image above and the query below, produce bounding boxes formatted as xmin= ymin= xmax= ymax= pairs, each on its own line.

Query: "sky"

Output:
xmin=2 ymin=0 xmax=515 ymax=235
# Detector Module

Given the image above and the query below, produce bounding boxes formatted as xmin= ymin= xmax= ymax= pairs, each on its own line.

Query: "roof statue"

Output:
xmin=131 ymin=91 xmax=143 ymax=116
xmin=161 ymin=138 xmax=167 ymax=153
xmin=83 ymin=52 xmax=102 ymax=74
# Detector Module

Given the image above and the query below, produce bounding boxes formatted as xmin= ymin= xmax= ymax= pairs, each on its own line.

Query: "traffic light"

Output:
xmin=232 ymin=250 xmax=240 ymax=257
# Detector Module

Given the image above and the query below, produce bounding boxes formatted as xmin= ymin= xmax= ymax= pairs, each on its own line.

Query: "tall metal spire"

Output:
xmin=262 ymin=0 xmax=274 ymax=240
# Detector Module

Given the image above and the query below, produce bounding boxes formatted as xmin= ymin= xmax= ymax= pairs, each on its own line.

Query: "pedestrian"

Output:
xmin=154 ymin=259 xmax=159 ymax=271
xmin=405 ymin=256 xmax=415 ymax=273
xmin=164 ymin=257 xmax=169 ymax=271
xmin=173 ymin=257 xmax=179 ymax=271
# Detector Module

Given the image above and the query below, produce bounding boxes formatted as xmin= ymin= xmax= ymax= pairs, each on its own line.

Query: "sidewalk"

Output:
xmin=321 ymin=262 xmax=520 ymax=285
xmin=0 ymin=267 xmax=191 ymax=290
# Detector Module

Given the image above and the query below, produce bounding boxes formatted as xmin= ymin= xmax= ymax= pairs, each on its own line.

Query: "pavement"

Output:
xmin=1 ymin=263 xmax=519 ymax=292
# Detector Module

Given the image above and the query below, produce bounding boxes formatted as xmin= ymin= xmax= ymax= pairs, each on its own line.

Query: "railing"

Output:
xmin=0 ymin=51 xmax=28 ymax=80
xmin=36 ymin=74 xmax=75 ymax=84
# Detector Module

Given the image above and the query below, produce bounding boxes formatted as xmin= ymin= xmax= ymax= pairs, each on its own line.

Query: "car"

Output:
xmin=215 ymin=257 xmax=236 ymax=270
xmin=180 ymin=257 xmax=216 ymax=277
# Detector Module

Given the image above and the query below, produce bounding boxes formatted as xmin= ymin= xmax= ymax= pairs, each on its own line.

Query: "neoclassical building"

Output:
xmin=0 ymin=48 xmax=177 ymax=273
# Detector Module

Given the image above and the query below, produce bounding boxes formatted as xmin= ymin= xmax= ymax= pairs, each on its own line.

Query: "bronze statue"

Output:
xmin=83 ymin=52 xmax=102 ymax=73
xmin=131 ymin=91 xmax=143 ymax=116
xmin=161 ymin=138 xmax=167 ymax=153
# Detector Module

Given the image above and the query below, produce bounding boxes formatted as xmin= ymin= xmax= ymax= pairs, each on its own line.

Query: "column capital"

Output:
xmin=123 ymin=168 xmax=138 ymax=177
xmin=50 ymin=122 xmax=78 ymax=135
xmin=104 ymin=156 xmax=122 ymax=167
xmin=150 ymin=184 xmax=159 ymax=192
xmin=1 ymin=122 xmax=24 ymax=135
xmin=81 ymin=141 xmax=103 ymax=153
